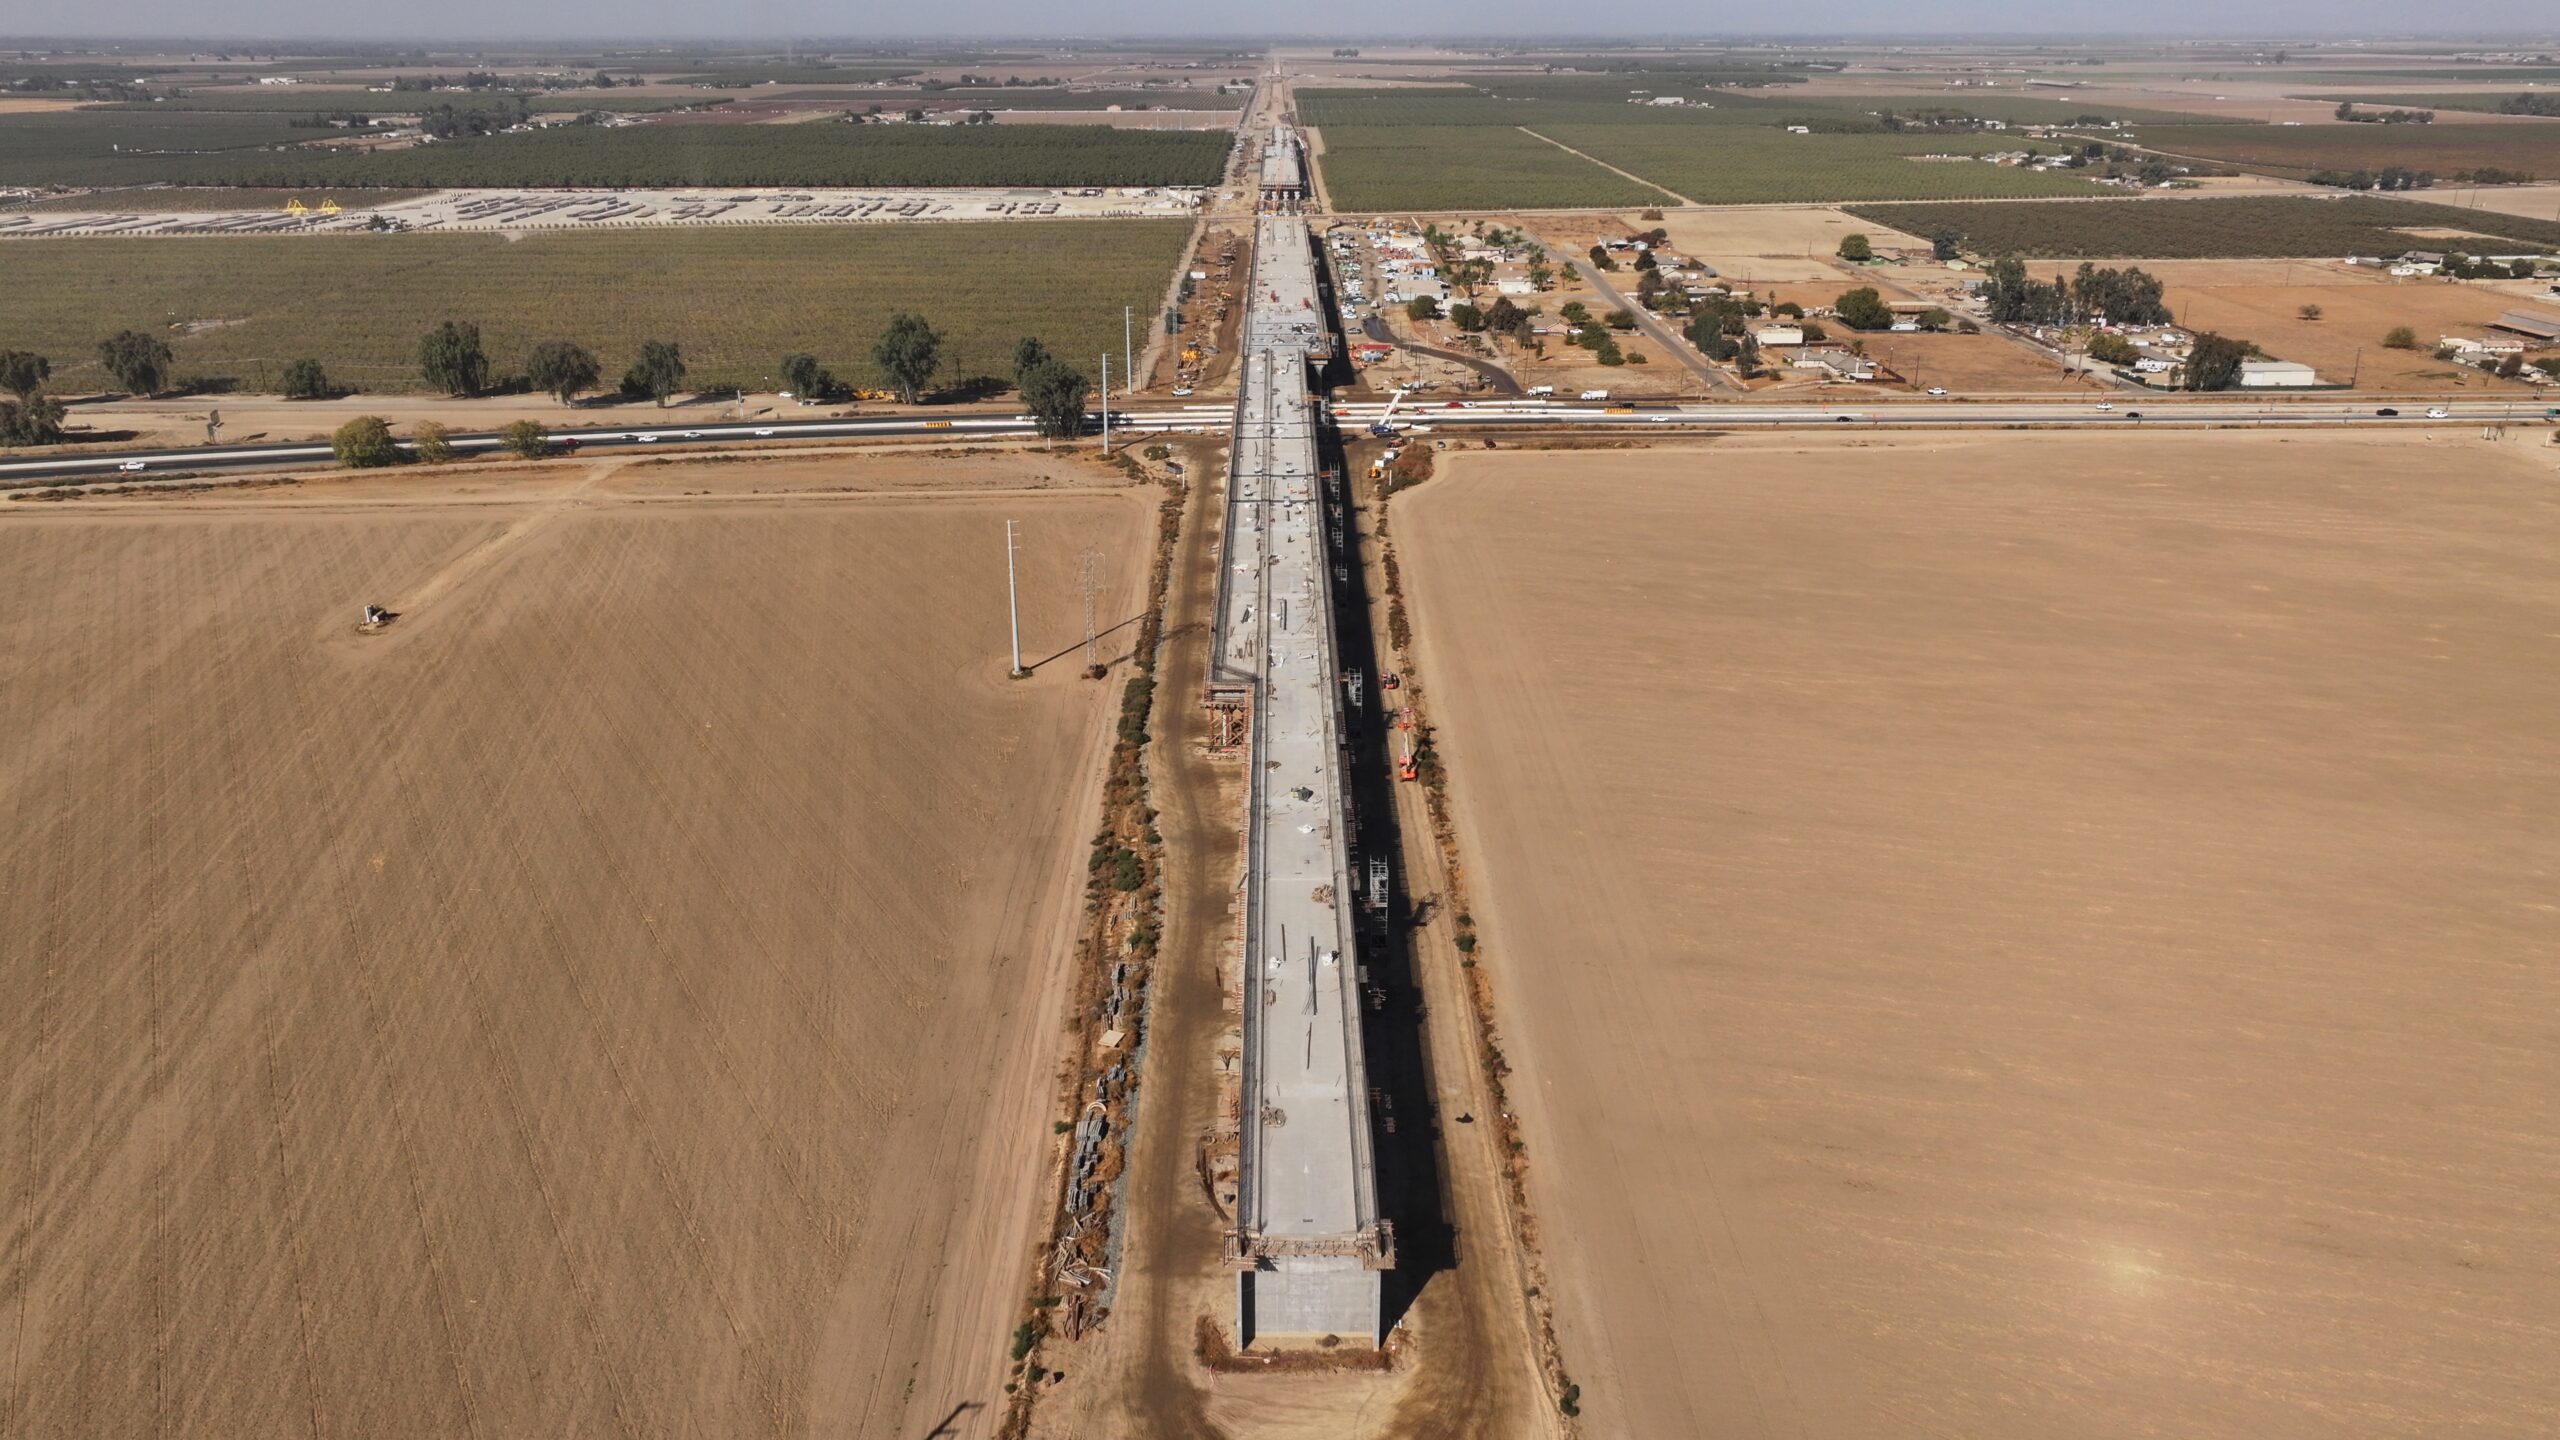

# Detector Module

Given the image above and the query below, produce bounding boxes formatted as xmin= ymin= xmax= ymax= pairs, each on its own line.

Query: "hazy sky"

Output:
xmin=2 ymin=0 xmax=2554 ymax=41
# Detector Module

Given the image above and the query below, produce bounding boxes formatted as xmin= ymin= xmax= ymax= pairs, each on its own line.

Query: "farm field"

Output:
xmin=0 ymin=113 xmax=1228 ymax=188
xmin=1846 ymin=194 xmax=2560 ymax=257
xmin=2301 ymin=92 xmax=2560 ymax=118
xmin=1295 ymin=87 xmax=2236 ymax=131
xmin=0 ymin=109 xmax=318 ymax=186
xmin=82 ymin=90 xmax=724 ymax=114
xmin=1397 ymin=434 xmax=2560 ymax=1440
xmin=1312 ymin=124 xmax=1674 ymax=212
xmin=2136 ymin=259 xmax=2553 ymax=392
xmin=1539 ymin=125 xmax=2107 ymax=205
xmin=1612 ymin=206 xmax=1929 ymax=276
xmin=2 ymin=186 xmax=431 ymax=212
xmin=2132 ymin=122 xmax=2558 ymax=181
xmin=752 ymin=87 xmax=1242 ymax=112
xmin=0 ymin=459 xmax=1152 ymax=1438
xmin=1854 ymin=330 xmax=2102 ymax=393
xmin=0 ymin=220 xmax=1189 ymax=395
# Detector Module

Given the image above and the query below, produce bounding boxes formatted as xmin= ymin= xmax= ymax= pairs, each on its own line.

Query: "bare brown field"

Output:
xmin=1398 ymin=433 xmax=2560 ymax=1440
xmin=2139 ymin=260 xmax=2548 ymax=391
xmin=0 ymin=459 xmax=1150 ymax=1439
xmin=1619 ymin=205 xmax=1929 ymax=269
xmin=1858 ymin=330 xmax=2102 ymax=393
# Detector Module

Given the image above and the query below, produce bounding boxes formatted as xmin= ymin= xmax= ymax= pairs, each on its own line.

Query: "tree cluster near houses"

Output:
xmin=1980 ymin=257 xmax=2173 ymax=328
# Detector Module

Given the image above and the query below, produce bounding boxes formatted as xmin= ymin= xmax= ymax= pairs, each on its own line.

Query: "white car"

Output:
xmin=680 ymin=431 xmax=703 ymax=440
xmin=1926 ymin=386 xmax=1949 ymax=397
xmin=752 ymin=428 xmax=776 ymax=437
xmin=1171 ymin=385 xmax=1194 ymax=397
xmin=118 ymin=459 xmax=148 ymax=472
xmin=2424 ymin=407 xmax=2450 ymax=419
xmin=2094 ymin=402 xmax=2115 ymax=412
xmin=1648 ymin=414 xmax=1674 ymax=423
xmin=635 ymin=433 xmax=661 ymax=443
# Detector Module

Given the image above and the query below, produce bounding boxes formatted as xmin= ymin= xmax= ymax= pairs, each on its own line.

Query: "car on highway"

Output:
xmin=1649 ymin=414 xmax=1674 ymax=423
xmin=2425 ymin=407 xmax=2451 ymax=419
xmin=1925 ymin=387 xmax=1949 ymax=397
xmin=2095 ymin=402 xmax=2115 ymax=412
xmin=680 ymin=431 xmax=703 ymax=440
xmin=118 ymin=459 xmax=148 ymax=472
xmin=2125 ymin=411 xmax=2143 ymax=420
xmin=1834 ymin=414 xmax=1857 ymax=422
xmin=2376 ymin=407 xmax=2400 ymax=417
xmin=635 ymin=433 xmax=661 ymax=442
xmin=752 ymin=428 xmax=776 ymax=437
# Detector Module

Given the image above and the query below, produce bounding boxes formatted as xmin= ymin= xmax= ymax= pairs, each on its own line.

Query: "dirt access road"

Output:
xmin=0 ymin=458 xmax=1149 ymax=1439
xmin=1396 ymin=432 xmax=2560 ymax=1439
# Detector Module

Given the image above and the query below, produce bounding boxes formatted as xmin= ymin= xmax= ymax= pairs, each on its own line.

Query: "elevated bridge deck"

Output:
xmin=1212 ymin=208 xmax=1389 ymax=1345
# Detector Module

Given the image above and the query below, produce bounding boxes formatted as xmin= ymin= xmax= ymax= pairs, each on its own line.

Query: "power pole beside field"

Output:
xmin=1006 ymin=519 xmax=1024 ymax=677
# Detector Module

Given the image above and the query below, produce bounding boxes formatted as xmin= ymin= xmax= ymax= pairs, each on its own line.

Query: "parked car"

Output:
xmin=1925 ymin=386 xmax=1949 ymax=397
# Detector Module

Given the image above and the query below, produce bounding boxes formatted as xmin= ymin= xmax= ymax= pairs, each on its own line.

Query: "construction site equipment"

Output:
xmin=1396 ymin=736 xmax=1418 ymax=782
xmin=1367 ymin=387 xmax=1411 ymax=439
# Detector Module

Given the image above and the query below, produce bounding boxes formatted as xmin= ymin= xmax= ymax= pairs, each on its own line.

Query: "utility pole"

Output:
xmin=1100 ymin=353 xmax=1111 ymax=456
xmin=1124 ymin=305 xmax=1134 ymax=394
xmin=1005 ymin=520 xmax=1024 ymax=677
xmin=1077 ymin=548 xmax=1103 ymax=673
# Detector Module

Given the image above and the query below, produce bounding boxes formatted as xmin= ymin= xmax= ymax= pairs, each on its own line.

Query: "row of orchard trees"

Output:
xmin=0 ymin=308 xmax=1109 ymax=453
xmin=324 ymin=320 xmax=1103 ymax=469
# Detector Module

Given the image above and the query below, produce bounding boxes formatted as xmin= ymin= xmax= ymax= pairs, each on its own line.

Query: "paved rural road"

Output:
xmin=1357 ymin=315 xmax=1522 ymax=396
xmin=5 ymin=400 xmax=2550 ymax=484
xmin=1567 ymin=256 xmax=1742 ymax=395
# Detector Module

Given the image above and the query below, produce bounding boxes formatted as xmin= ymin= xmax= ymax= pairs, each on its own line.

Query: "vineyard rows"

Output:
xmin=2129 ymin=123 xmax=2554 ymax=181
xmin=1 ymin=221 xmax=1191 ymax=394
xmin=1544 ymin=126 xmax=2107 ymax=205
xmin=1844 ymin=195 xmax=2560 ymax=258
xmin=0 ymin=113 xmax=1230 ymax=189
xmin=1314 ymin=125 xmax=1674 ymax=212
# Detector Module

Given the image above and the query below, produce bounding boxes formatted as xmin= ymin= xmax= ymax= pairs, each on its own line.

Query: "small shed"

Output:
xmin=2238 ymin=359 xmax=2319 ymax=388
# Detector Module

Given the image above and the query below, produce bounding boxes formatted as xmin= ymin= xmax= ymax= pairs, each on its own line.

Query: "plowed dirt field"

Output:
xmin=1396 ymin=433 xmax=2560 ymax=1440
xmin=0 ymin=460 xmax=1149 ymax=1439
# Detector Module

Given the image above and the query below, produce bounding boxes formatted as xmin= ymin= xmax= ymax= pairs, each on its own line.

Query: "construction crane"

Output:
xmin=1367 ymin=386 xmax=1411 ymax=439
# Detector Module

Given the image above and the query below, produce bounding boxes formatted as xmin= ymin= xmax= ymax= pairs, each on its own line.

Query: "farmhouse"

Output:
xmin=1792 ymin=346 xmax=1876 ymax=380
